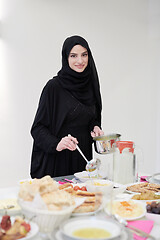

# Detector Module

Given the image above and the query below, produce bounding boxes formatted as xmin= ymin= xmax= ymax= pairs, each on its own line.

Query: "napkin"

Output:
xmin=127 ymin=220 xmax=154 ymax=240
xmin=140 ymin=176 xmax=148 ymax=182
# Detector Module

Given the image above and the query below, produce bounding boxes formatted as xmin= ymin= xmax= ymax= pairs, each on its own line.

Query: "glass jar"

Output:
xmin=113 ymin=141 xmax=138 ymax=184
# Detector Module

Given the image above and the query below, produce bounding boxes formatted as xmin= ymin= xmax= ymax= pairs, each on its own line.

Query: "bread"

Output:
xmin=126 ymin=182 xmax=160 ymax=193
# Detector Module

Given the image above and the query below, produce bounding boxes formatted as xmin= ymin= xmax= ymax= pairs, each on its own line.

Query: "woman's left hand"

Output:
xmin=91 ymin=126 xmax=104 ymax=137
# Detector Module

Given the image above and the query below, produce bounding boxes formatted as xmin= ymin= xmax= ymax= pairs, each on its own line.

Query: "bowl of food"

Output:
xmin=74 ymin=171 xmax=107 ymax=182
xmin=104 ymin=200 xmax=146 ymax=221
xmin=93 ymin=134 xmax=121 ymax=154
xmin=60 ymin=217 xmax=122 ymax=240
xmin=145 ymin=201 xmax=160 ymax=224
xmin=0 ymin=198 xmax=21 ymax=216
xmin=19 ymin=199 xmax=75 ymax=234
xmin=18 ymin=175 xmax=76 ymax=233
xmin=85 ymin=179 xmax=113 ymax=197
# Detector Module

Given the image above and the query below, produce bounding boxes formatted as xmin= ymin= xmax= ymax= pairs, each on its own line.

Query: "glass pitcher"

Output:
xmin=113 ymin=141 xmax=138 ymax=184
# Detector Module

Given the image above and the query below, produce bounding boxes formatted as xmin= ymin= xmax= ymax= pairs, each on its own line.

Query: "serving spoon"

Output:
xmin=68 ymin=134 xmax=101 ymax=172
xmin=76 ymin=144 xmax=101 ymax=171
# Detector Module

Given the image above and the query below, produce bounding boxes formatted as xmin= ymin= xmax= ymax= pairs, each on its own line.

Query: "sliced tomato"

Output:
xmin=80 ymin=186 xmax=87 ymax=191
xmin=73 ymin=186 xmax=80 ymax=191
xmin=21 ymin=222 xmax=31 ymax=232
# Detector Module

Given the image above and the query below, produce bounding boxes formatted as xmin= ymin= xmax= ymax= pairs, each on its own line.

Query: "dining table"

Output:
xmin=0 ymin=174 xmax=160 ymax=240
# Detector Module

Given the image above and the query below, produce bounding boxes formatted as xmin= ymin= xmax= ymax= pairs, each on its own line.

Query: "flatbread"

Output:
xmin=126 ymin=182 xmax=160 ymax=193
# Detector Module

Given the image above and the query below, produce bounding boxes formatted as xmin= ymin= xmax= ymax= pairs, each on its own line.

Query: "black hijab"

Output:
xmin=58 ymin=35 xmax=102 ymax=113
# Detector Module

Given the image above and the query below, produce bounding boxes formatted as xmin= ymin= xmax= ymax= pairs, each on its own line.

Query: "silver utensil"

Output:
xmin=76 ymin=144 xmax=89 ymax=164
xmin=68 ymin=134 xmax=98 ymax=171
xmin=76 ymin=145 xmax=97 ymax=170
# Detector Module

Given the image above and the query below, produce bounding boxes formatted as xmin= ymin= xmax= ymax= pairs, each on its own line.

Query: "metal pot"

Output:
xmin=93 ymin=133 xmax=121 ymax=154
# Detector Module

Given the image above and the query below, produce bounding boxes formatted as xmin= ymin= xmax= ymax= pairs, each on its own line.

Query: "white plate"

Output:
xmin=145 ymin=212 xmax=160 ymax=225
xmin=104 ymin=200 xmax=146 ymax=221
xmin=0 ymin=188 xmax=21 ymax=216
xmin=60 ymin=217 xmax=122 ymax=240
xmin=129 ymin=193 xmax=160 ymax=202
xmin=74 ymin=171 xmax=107 ymax=182
xmin=125 ymin=182 xmax=149 ymax=194
xmin=125 ymin=181 xmax=160 ymax=194
xmin=72 ymin=205 xmax=102 ymax=217
xmin=0 ymin=216 xmax=39 ymax=240
xmin=0 ymin=198 xmax=21 ymax=216
xmin=55 ymin=228 xmax=133 ymax=240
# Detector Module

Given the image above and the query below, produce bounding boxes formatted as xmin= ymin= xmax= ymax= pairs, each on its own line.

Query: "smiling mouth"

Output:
xmin=75 ymin=65 xmax=84 ymax=69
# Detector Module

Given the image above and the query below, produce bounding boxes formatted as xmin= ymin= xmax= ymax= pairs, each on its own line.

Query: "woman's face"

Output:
xmin=68 ymin=45 xmax=88 ymax=72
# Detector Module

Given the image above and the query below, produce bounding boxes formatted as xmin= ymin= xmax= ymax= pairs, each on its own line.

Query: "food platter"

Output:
xmin=104 ymin=200 xmax=146 ymax=221
xmin=0 ymin=216 xmax=39 ymax=240
xmin=0 ymin=188 xmax=21 ymax=216
xmin=125 ymin=181 xmax=160 ymax=194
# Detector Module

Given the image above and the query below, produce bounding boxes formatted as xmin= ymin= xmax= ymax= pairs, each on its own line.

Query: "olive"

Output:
xmin=152 ymin=207 xmax=160 ymax=214
xmin=157 ymin=202 xmax=160 ymax=208
xmin=146 ymin=204 xmax=152 ymax=212
xmin=151 ymin=201 xmax=157 ymax=208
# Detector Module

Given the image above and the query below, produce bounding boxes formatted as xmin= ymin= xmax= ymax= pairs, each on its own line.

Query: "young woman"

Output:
xmin=30 ymin=35 xmax=103 ymax=178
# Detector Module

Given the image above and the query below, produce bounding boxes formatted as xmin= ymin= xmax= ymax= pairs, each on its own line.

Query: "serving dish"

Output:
xmin=0 ymin=198 xmax=21 ymax=216
xmin=55 ymin=228 xmax=133 ymax=240
xmin=0 ymin=188 xmax=21 ymax=216
xmin=0 ymin=216 xmax=39 ymax=240
xmin=60 ymin=217 xmax=122 ymax=240
xmin=85 ymin=179 xmax=113 ymax=196
xmin=18 ymin=199 xmax=75 ymax=234
xmin=93 ymin=133 xmax=121 ymax=154
xmin=104 ymin=200 xmax=146 ymax=221
xmin=74 ymin=171 xmax=107 ymax=182
xmin=125 ymin=181 xmax=160 ymax=194
xmin=145 ymin=212 xmax=160 ymax=224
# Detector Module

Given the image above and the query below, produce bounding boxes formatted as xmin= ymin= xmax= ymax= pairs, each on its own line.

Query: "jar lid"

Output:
xmin=116 ymin=141 xmax=134 ymax=153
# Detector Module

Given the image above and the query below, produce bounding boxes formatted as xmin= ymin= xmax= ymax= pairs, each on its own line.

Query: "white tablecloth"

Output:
xmin=0 ymin=185 xmax=160 ymax=240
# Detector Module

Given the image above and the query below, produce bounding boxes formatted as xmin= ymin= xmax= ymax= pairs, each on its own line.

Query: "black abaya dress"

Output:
xmin=30 ymin=78 xmax=99 ymax=178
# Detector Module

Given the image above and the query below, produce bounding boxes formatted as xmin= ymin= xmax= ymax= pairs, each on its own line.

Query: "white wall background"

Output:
xmin=0 ymin=0 xmax=160 ymax=187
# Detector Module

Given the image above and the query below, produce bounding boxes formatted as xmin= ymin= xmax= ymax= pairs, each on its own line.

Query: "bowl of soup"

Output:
xmin=85 ymin=179 xmax=113 ymax=197
xmin=60 ymin=217 xmax=122 ymax=240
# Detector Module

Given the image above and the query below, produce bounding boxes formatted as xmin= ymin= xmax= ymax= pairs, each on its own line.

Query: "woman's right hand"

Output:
xmin=56 ymin=135 xmax=78 ymax=151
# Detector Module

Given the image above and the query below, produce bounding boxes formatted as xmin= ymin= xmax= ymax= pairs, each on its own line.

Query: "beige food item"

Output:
xmin=108 ymin=200 xmax=144 ymax=218
xmin=42 ymin=190 xmax=75 ymax=209
xmin=73 ymin=192 xmax=102 ymax=213
xmin=58 ymin=183 xmax=73 ymax=190
xmin=0 ymin=198 xmax=20 ymax=211
xmin=76 ymin=190 xmax=97 ymax=197
xmin=73 ymin=202 xmax=97 ymax=213
xmin=18 ymin=175 xmax=75 ymax=211
xmin=18 ymin=175 xmax=58 ymax=201
xmin=58 ymin=184 xmax=102 ymax=214
xmin=93 ymin=182 xmax=109 ymax=186
xmin=131 ymin=191 xmax=160 ymax=200
xmin=126 ymin=182 xmax=160 ymax=193
xmin=73 ymin=194 xmax=102 ymax=213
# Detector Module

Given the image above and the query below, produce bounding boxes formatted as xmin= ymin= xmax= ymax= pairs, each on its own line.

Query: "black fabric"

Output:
xmin=30 ymin=35 xmax=102 ymax=178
